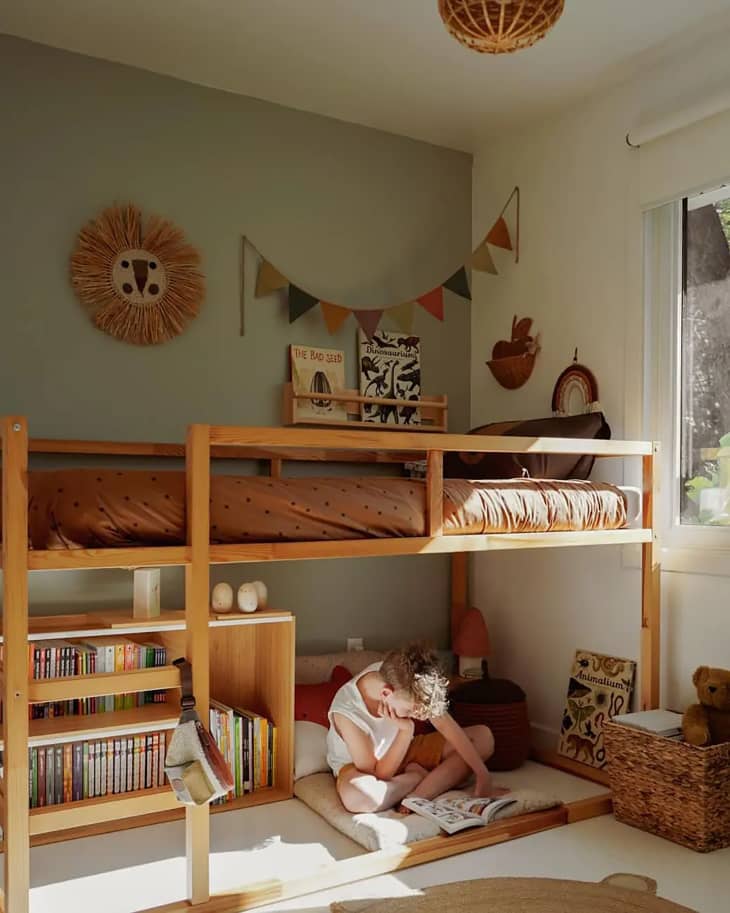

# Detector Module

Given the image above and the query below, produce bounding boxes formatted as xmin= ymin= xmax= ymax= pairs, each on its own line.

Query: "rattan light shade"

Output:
xmin=438 ymin=0 xmax=565 ymax=54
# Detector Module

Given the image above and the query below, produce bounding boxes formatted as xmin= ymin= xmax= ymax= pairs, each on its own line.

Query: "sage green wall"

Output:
xmin=0 ymin=36 xmax=472 ymax=653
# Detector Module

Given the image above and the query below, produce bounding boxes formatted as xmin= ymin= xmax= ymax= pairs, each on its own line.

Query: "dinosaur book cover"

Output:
xmin=290 ymin=345 xmax=347 ymax=422
xmin=358 ymin=329 xmax=421 ymax=425
xmin=557 ymin=650 xmax=636 ymax=769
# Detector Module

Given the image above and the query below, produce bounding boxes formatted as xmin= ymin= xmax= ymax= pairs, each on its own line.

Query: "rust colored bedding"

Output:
xmin=1 ymin=471 xmax=627 ymax=549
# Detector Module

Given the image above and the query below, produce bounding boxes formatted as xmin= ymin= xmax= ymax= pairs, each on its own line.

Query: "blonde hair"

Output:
xmin=380 ymin=643 xmax=449 ymax=720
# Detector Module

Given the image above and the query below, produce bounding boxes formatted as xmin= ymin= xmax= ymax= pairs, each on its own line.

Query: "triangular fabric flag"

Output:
xmin=288 ymin=284 xmax=319 ymax=323
xmin=255 ymin=259 xmax=289 ymax=297
xmin=443 ymin=266 xmax=471 ymax=300
xmin=387 ymin=301 xmax=416 ymax=334
xmin=320 ymin=301 xmax=351 ymax=335
xmin=471 ymin=243 xmax=498 ymax=275
xmin=353 ymin=308 xmax=384 ymax=341
xmin=417 ymin=286 xmax=444 ymax=321
xmin=486 ymin=216 xmax=513 ymax=251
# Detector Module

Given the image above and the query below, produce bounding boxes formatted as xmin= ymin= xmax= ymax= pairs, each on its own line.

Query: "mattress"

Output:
xmin=1 ymin=470 xmax=631 ymax=549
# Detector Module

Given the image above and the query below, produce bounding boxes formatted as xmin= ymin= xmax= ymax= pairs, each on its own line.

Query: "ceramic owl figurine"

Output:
xmin=251 ymin=580 xmax=268 ymax=609
xmin=211 ymin=582 xmax=234 ymax=613
xmin=237 ymin=583 xmax=258 ymax=613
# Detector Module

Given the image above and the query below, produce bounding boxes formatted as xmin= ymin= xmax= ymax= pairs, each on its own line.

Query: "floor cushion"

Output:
xmin=294 ymin=772 xmax=561 ymax=851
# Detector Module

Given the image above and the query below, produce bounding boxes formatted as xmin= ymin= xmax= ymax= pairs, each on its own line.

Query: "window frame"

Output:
xmin=643 ymin=194 xmax=730 ymax=574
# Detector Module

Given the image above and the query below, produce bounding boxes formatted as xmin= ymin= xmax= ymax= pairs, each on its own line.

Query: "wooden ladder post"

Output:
xmin=450 ymin=552 xmax=468 ymax=644
xmin=641 ymin=443 xmax=661 ymax=710
xmin=2 ymin=417 xmax=30 ymax=913
xmin=185 ymin=424 xmax=212 ymax=904
xmin=426 ymin=450 xmax=444 ymax=537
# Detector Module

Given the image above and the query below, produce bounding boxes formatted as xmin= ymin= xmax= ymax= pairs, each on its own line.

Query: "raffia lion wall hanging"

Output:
xmin=70 ymin=204 xmax=204 ymax=345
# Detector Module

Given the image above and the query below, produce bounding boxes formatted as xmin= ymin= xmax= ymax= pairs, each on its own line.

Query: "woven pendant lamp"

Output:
xmin=438 ymin=0 xmax=565 ymax=54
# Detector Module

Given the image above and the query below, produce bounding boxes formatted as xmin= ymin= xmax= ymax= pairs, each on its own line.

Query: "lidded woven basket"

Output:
xmin=438 ymin=0 xmax=565 ymax=54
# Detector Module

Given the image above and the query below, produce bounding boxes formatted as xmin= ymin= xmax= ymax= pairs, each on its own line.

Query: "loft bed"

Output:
xmin=0 ymin=417 xmax=660 ymax=913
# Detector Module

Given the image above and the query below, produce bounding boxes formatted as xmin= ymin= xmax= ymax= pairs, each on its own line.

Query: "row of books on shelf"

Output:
xmin=0 ymin=639 xmax=168 ymax=719
xmin=25 ymin=730 xmax=168 ymax=808
xmin=210 ymin=699 xmax=276 ymax=801
xmin=0 ymin=699 xmax=277 ymax=811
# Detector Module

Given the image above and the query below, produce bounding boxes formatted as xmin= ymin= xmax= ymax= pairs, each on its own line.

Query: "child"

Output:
xmin=326 ymin=643 xmax=499 ymax=814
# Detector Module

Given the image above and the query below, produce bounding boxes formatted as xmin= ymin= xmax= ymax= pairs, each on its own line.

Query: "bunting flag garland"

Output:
xmin=485 ymin=216 xmax=512 ymax=251
xmin=443 ymin=266 xmax=471 ymax=300
xmin=471 ymin=242 xmax=498 ymax=275
xmin=417 ymin=286 xmax=445 ymax=321
xmin=353 ymin=308 xmax=385 ymax=341
xmin=387 ymin=300 xmax=416 ymax=334
xmin=288 ymin=284 xmax=319 ymax=323
xmin=320 ymin=301 xmax=351 ymax=334
xmin=255 ymin=259 xmax=289 ymax=297
xmin=246 ymin=186 xmax=518 ymax=336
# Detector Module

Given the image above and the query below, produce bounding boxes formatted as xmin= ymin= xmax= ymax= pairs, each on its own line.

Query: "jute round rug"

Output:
xmin=330 ymin=875 xmax=697 ymax=913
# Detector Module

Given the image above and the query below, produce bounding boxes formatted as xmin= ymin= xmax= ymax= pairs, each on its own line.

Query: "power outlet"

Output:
xmin=347 ymin=637 xmax=364 ymax=652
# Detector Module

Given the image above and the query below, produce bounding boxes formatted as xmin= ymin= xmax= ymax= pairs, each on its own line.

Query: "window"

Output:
xmin=681 ymin=190 xmax=730 ymax=527
xmin=644 ymin=186 xmax=730 ymax=567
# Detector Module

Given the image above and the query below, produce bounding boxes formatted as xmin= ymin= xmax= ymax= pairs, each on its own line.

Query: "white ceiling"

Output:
xmin=3 ymin=0 xmax=730 ymax=152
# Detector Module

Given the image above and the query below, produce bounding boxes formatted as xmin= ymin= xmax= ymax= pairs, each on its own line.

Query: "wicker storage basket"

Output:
xmin=604 ymin=721 xmax=730 ymax=852
xmin=486 ymin=352 xmax=536 ymax=389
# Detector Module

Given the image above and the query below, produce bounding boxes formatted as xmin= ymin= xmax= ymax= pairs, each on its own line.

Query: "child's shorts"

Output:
xmin=336 ymin=732 xmax=446 ymax=784
xmin=398 ymin=732 xmax=446 ymax=772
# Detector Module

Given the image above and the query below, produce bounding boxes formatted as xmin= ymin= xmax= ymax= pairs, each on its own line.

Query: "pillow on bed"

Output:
xmin=443 ymin=412 xmax=610 ymax=481
xmin=294 ymin=720 xmax=331 ymax=780
xmin=294 ymin=664 xmax=351 ymax=728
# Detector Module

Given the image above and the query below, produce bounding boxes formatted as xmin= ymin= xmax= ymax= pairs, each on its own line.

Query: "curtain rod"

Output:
xmin=626 ymin=87 xmax=730 ymax=148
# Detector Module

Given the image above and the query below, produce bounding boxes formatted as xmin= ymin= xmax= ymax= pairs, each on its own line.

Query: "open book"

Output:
xmin=400 ymin=794 xmax=517 ymax=835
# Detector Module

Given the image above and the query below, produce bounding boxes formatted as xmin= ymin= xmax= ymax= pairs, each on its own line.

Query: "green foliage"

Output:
xmin=685 ymin=474 xmax=717 ymax=504
xmin=715 ymin=199 xmax=730 ymax=245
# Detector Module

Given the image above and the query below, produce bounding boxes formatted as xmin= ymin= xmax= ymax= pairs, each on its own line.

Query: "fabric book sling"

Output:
xmin=164 ymin=657 xmax=234 ymax=805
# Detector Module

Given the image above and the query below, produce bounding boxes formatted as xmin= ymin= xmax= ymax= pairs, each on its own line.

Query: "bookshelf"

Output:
xmin=0 ymin=608 xmax=294 ymax=845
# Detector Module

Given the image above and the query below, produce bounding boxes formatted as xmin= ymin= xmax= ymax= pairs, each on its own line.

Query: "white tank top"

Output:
xmin=326 ymin=662 xmax=399 ymax=776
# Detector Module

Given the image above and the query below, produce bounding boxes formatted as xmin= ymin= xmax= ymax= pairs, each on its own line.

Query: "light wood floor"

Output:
xmin=9 ymin=763 xmax=727 ymax=913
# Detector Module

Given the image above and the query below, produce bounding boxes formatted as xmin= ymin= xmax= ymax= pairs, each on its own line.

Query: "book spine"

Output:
xmin=158 ymin=732 xmax=165 ymax=787
xmin=64 ymin=743 xmax=73 ymax=803
xmin=113 ymin=739 xmax=121 ymax=794
xmin=30 ymin=747 xmax=38 ymax=809
xmin=151 ymin=733 xmax=159 ymax=788
xmin=46 ymin=746 xmax=55 ymax=807
xmin=120 ymin=736 xmax=128 ymax=794
xmin=106 ymin=739 xmax=114 ymax=796
xmin=88 ymin=742 xmax=96 ymax=798
xmin=133 ymin=736 xmax=141 ymax=791
xmin=55 ymin=744 xmax=63 ymax=804
xmin=71 ymin=742 xmax=82 ymax=802
xmin=145 ymin=734 xmax=153 ymax=788
xmin=37 ymin=746 xmax=45 ymax=807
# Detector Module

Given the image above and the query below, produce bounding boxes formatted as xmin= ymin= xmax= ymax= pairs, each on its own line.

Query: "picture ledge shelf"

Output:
xmin=282 ymin=383 xmax=448 ymax=432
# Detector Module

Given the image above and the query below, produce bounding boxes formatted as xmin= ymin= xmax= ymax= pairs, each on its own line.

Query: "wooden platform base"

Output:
xmin=40 ymin=790 xmax=608 ymax=913
xmin=145 ymin=805 xmax=570 ymax=913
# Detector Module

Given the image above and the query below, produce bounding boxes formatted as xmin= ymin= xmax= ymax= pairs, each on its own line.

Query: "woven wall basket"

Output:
xmin=438 ymin=0 xmax=565 ymax=54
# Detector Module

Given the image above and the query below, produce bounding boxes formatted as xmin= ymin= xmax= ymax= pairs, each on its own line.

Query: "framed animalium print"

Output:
xmin=358 ymin=329 xmax=421 ymax=425
xmin=557 ymin=650 xmax=635 ymax=769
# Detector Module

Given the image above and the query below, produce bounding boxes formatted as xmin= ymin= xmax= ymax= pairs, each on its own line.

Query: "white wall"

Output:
xmin=471 ymin=64 xmax=730 ymax=745
xmin=0 ymin=36 xmax=473 ymax=654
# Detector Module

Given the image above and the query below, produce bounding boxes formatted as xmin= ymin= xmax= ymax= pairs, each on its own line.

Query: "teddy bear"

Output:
xmin=682 ymin=666 xmax=730 ymax=746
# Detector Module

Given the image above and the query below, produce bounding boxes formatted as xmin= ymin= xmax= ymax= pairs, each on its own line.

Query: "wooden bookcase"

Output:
xmin=0 ymin=608 xmax=295 ymax=843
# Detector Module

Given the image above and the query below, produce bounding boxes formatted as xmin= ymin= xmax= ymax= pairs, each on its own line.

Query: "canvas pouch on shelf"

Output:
xmin=164 ymin=657 xmax=234 ymax=805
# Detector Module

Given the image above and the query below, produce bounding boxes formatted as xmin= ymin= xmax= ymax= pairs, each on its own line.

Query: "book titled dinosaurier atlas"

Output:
xmin=557 ymin=650 xmax=636 ymax=769
xmin=358 ymin=329 xmax=421 ymax=425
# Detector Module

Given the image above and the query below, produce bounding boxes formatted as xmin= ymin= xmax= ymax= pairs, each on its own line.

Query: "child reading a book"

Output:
xmin=326 ymin=643 xmax=500 ymax=814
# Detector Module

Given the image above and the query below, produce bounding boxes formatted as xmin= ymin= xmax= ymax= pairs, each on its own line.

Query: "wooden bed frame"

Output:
xmin=0 ymin=418 xmax=660 ymax=913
